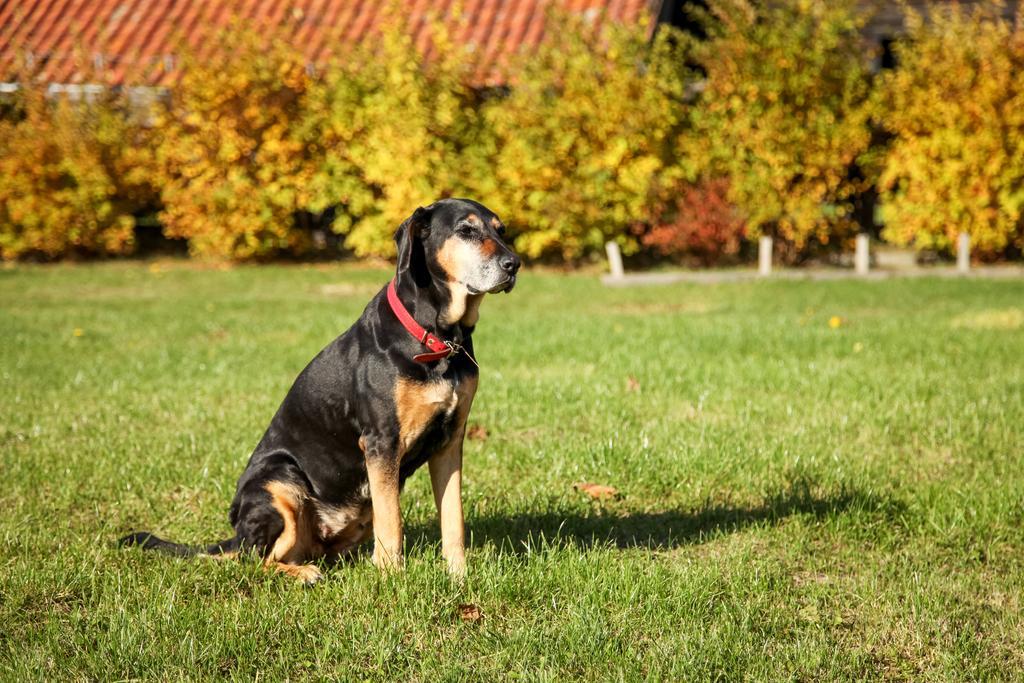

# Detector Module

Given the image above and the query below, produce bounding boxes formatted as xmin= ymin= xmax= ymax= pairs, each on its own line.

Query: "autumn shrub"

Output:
xmin=637 ymin=178 xmax=747 ymax=266
xmin=153 ymin=23 xmax=313 ymax=259
xmin=876 ymin=3 xmax=1024 ymax=258
xmin=0 ymin=85 xmax=156 ymax=260
xmin=482 ymin=11 xmax=688 ymax=260
xmin=683 ymin=0 xmax=876 ymax=258
xmin=302 ymin=13 xmax=483 ymax=258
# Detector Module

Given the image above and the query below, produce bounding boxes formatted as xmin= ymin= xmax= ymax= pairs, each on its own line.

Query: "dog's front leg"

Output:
xmin=365 ymin=452 xmax=403 ymax=571
xmin=429 ymin=435 xmax=466 ymax=578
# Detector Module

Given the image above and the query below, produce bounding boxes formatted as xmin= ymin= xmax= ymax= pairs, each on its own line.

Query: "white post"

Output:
xmin=855 ymin=233 xmax=870 ymax=275
xmin=758 ymin=236 xmax=773 ymax=276
xmin=605 ymin=241 xmax=624 ymax=280
xmin=957 ymin=232 xmax=970 ymax=273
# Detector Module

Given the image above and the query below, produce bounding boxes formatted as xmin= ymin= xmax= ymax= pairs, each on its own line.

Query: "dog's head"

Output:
xmin=394 ymin=198 xmax=520 ymax=295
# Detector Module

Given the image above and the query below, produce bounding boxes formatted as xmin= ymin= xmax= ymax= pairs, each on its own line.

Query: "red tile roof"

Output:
xmin=0 ymin=0 xmax=657 ymax=87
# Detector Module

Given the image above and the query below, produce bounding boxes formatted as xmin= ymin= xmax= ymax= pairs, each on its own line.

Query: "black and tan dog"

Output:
xmin=121 ymin=198 xmax=520 ymax=583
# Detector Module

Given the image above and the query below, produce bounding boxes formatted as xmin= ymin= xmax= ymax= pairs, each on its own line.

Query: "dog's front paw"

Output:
xmin=372 ymin=547 xmax=405 ymax=573
xmin=447 ymin=556 xmax=467 ymax=581
xmin=272 ymin=562 xmax=323 ymax=586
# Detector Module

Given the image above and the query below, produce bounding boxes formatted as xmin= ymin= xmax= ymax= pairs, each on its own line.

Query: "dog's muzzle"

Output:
xmin=468 ymin=276 xmax=516 ymax=295
xmin=499 ymin=275 xmax=516 ymax=293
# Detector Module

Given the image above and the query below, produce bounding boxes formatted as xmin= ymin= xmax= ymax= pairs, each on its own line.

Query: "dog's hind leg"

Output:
xmin=262 ymin=480 xmax=323 ymax=585
xmin=232 ymin=469 xmax=323 ymax=585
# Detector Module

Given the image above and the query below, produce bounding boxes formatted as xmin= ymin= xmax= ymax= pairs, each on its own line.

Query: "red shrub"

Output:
xmin=640 ymin=178 xmax=747 ymax=265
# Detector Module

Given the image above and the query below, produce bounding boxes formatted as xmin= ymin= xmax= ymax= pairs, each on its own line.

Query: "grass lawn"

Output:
xmin=1 ymin=262 xmax=1023 ymax=680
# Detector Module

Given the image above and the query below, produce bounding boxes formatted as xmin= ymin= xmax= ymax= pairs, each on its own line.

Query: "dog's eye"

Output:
xmin=457 ymin=224 xmax=475 ymax=237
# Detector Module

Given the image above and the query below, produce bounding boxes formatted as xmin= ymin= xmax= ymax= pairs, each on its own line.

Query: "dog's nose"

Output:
xmin=500 ymin=254 xmax=521 ymax=274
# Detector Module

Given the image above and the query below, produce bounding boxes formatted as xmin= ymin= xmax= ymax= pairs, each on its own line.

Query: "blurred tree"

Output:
xmin=683 ymin=0 xmax=876 ymax=258
xmin=482 ymin=10 xmax=688 ymax=260
xmin=303 ymin=11 xmax=484 ymax=258
xmin=0 ymin=83 xmax=156 ymax=259
xmin=154 ymin=23 xmax=313 ymax=259
xmin=877 ymin=2 xmax=1024 ymax=258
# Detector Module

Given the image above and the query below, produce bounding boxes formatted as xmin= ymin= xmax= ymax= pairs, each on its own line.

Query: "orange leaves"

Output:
xmin=638 ymin=177 xmax=746 ymax=266
xmin=154 ymin=25 xmax=314 ymax=260
xmin=573 ymin=482 xmax=620 ymax=500
xmin=0 ymin=86 xmax=155 ymax=260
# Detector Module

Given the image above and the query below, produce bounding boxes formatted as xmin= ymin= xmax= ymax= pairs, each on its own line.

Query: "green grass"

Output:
xmin=2 ymin=262 xmax=1023 ymax=680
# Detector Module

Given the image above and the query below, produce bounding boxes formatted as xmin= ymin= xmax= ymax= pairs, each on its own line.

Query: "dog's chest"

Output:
xmin=394 ymin=375 xmax=475 ymax=454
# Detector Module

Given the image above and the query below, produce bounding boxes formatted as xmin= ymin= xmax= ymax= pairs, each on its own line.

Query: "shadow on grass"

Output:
xmin=407 ymin=480 xmax=906 ymax=553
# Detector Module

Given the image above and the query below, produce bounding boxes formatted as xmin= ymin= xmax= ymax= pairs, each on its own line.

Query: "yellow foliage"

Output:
xmin=5 ymin=4 xmax=1023 ymax=265
xmin=481 ymin=11 xmax=687 ymax=260
xmin=877 ymin=2 xmax=1024 ymax=257
xmin=303 ymin=12 xmax=482 ymax=258
xmin=0 ymin=85 xmax=155 ymax=259
xmin=154 ymin=23 xmax=313 ymax=259
xmin=683 ymin=0 xmax=875 ymax=253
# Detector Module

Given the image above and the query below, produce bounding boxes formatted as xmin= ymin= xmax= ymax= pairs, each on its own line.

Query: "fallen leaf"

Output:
xmin=467 ymin=424 xmax=489 ymax=441
xmin=573 ymin=482 xmax=619 ymax=500
xmin=458 ymin=603 xmax=482 ymax=623
xmin=626 ymin=376 xmax=640 ymax=392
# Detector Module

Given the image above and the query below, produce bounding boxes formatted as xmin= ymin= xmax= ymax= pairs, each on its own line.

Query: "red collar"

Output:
xmin=387 ymin=279 xmax=467 ymax=363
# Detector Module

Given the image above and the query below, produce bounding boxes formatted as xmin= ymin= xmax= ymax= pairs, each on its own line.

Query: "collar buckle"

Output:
xmin=443 ymin=340 xmax=462 ymax=358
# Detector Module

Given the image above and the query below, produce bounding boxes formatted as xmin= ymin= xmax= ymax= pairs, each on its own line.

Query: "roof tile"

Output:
xmin=0 ymin=0 xmax=654 ymax=87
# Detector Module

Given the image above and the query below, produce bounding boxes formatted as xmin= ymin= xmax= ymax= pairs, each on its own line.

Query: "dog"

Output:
xmin=121 ymin=198 xmax=520 ymax=583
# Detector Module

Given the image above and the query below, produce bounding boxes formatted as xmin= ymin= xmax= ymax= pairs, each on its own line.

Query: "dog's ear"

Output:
xmin=394 ymin=206 xmax=432 ymax=282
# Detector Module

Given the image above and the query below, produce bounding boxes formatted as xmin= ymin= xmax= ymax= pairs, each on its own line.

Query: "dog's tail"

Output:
xmin=118 ymin=531 xmax=240 ymax=558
